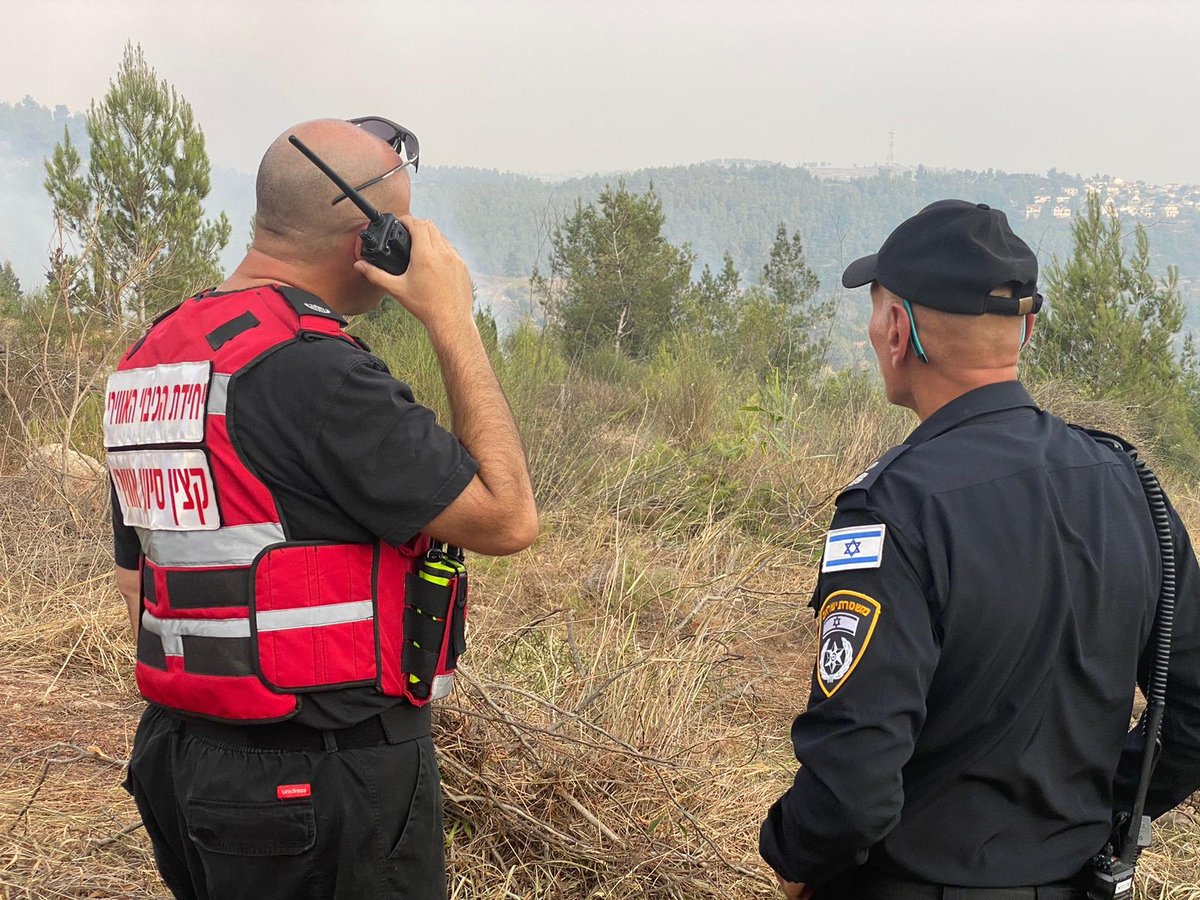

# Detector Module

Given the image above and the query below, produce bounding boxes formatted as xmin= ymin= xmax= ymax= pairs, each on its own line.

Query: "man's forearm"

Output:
xmin=429 ymin=318 xmax=532 ymax=510
xmin=126 ymin=594 xmax=140 ymax=635
xmin=352 ymin=217 xmax=537 ymax=553
xmin=761 ymin=772 xmax=891 ymax=887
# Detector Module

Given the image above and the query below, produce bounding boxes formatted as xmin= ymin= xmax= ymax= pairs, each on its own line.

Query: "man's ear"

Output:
xmin=888 ymin=300 xmax=915 ymax=367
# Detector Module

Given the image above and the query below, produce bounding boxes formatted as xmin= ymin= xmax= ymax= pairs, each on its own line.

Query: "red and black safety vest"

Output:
xmin=104 ymin=285 xmax=467 ymax=723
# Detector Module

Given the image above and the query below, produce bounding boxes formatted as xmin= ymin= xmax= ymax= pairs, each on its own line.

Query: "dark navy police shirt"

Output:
xmin=760 ymin=381 xmax=1200 ymax=888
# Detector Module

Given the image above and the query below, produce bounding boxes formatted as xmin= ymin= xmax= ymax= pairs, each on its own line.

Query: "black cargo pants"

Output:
xmin=124 ymin=704 xmax=446 ymax=900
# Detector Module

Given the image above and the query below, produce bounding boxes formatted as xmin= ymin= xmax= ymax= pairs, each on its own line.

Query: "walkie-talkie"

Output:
xmin=288 ymin=135 xmax=411 ymax=275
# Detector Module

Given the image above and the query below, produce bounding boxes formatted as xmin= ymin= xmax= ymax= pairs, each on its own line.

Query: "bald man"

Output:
xmin=759 ymin=201 xmax=1200 ymax=899
xmin=109 ymin=119 xmax=537 ymax=899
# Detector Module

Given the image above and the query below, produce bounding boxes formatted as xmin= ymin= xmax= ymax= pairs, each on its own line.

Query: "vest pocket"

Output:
xmin=402 ymin=572 xmax=455 ymax=700
xmin=447 ymin=571 xmax=468 ymax=670
xmin=252 ymin=542 xmax=379 ymax=690
xmin=187 ymin=797 xmax=316 ymax=856
xmin=136 ymin=623 xmax=167 ymax=670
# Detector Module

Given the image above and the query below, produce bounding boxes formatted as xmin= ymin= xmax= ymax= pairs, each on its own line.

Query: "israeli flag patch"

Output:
xmin=821 ymin=524 xmax=886 ymax=573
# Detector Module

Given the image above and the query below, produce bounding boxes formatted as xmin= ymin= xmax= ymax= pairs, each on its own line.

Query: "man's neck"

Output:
xmin=219 ymin=249 xmax=298 ymax=291
xmin=218 ymin=249 xmax=345 ymax=312
xmin=908 ymin=367 xmax=1020 ymax=421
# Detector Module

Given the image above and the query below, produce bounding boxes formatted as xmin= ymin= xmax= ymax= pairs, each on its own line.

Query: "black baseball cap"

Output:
xmin=841 ymin=199 xmax=1043 ymax=316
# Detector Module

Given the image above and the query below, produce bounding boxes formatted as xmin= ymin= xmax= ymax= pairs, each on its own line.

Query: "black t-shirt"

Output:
xmin=113 ymin=327 xmax=477 ymax=728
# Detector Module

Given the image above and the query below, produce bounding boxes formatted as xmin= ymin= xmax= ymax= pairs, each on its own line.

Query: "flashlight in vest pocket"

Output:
xmin=401 ymin=545 xmax=466 ymax=701
xmin=419 ymin=551 xmax=458 ymax=588
xmin=443 ymin=548 xmax=468 ymax=663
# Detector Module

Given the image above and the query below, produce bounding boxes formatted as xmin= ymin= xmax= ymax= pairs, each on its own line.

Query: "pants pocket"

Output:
xmin=125 ymin=706 xmax=198 ymax=899
xmin=185 ymin=794 xmax=322 ymax=899
xmin=382 ymin=737 xmax=446 ymax=900
xmin=181 ymin=736 xmax=324 ymax=900
xmin=125 ymin=760 xmax=196 ymax=900
xmin=187 ymin=797 xmax=316 ymax=856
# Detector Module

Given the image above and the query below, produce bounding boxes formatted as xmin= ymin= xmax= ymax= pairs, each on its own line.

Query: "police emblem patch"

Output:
xmin=816 ymin=590 xmax=881 ymax=697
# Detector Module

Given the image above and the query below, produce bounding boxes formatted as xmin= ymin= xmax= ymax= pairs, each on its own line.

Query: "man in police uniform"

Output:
xmin=759 ymin=200 xmax=1200 ymax=899
xmin=111 ymin=119 xmax=537 ymax=899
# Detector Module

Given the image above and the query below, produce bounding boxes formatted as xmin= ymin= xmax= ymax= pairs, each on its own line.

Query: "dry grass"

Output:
xmin=0 ymin=314 xmax=1197 ymax=898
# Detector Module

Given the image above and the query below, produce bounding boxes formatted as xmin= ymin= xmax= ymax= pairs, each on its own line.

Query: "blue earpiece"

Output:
xmin=902 ymin=299 xmax=929 ymax=364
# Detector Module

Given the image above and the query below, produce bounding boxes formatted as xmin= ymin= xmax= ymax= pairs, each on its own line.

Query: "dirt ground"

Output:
xmin=3 ymin=642 xmax=1199 ymax=899
xmin=0 ymin=666 xmax=161 ymax=898
xmin=2 ymin=453 xmax=1199 ymax=898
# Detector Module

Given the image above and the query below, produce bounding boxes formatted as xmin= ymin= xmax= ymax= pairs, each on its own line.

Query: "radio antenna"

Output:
xmin=288 ymin=135 xmax=382 ymax=224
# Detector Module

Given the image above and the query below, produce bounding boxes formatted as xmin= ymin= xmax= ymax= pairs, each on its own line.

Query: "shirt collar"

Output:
xmin=904 ymin=381 xmax=1038 ymax=448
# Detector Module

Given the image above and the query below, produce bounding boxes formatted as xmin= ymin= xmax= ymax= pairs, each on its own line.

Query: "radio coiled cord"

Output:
xmin=1122 ymin=456 xmax=1176 ymax=864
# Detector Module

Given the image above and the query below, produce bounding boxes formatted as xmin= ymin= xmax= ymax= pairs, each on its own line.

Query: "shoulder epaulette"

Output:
xmin=1069 ymin=424 xmax=1138 ymax=457
xmin=277 ymin=286 xmax=348 ymax=326
xmin=835 ymin=444 xmax=911 ymax=509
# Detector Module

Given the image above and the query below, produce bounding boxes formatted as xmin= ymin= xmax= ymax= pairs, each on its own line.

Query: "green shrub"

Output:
xmin=644 ymin=336 xmax=744 ymax=447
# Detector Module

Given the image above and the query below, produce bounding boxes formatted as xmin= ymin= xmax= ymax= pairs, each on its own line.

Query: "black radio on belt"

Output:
xmin=288 ymin=135 xmax=411 ymax=275
xmin=1086 ymin=844 xmax=1136 ymax=900
xmin=1087 ymin=807 xmax=1151 ymax=900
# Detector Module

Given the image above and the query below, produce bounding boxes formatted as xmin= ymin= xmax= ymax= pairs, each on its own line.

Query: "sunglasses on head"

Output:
xmin=330 ymin=116 xmax=420 ymax=206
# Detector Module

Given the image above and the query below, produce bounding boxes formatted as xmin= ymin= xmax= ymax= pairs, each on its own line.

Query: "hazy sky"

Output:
xmin=2 ymin=0 xmax=1197 ymax=183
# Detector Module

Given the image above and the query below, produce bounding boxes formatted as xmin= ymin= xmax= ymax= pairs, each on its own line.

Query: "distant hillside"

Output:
xmin=3 ymin=97 xmax=1199 ymax=332
xmin=412 ymin=165 xmax=1200 ymax=312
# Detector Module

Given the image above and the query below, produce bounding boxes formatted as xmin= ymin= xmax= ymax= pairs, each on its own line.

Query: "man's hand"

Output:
xmin=354 ymin=217 xmax=473 ymax=340
xmin=775 ymin=872 xmax=815 ymax=900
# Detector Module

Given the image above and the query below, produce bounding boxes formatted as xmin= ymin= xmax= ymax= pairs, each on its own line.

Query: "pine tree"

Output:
xmin=547 ymin=182 xmax=694 ymax=360
xmin=0 ymin=260 xmax=20 ymax=299
xmin=1030 ymin=193 xmax=1199 ymax=458
xmin=44 ymin=42 xmax=230 ymax=321
xmin=755 ymin=223 xmax=831 ymax=377
xmin=683 ymin=252 xmax=740 ymax=345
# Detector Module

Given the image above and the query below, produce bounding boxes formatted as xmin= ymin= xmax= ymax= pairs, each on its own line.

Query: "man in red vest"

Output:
xmin=109 ymin=118 xmax=537 ymax=899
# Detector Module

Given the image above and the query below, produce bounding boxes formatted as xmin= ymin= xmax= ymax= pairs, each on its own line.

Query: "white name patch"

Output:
xmin=821 ymin=524 xmax=886 ymax=573
xmin=107 ymin=449 xmax=220 ymax=531
xmin=103 ymin=362 xmax=212 ymax=448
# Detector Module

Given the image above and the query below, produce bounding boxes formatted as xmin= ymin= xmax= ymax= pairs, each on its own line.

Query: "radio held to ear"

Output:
xmin=288 ymin=134 xmax=412 ymax=275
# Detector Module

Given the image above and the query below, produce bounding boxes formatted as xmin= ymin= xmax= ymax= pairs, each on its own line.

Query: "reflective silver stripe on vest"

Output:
xmin=142 ymin=609 xmax=251 ymax=656
xmin=137 ymin=522 xmax=285 ymax=567
xmin=208 ymin=374 xmax=231 ymax=416
xmin=430 ymin=673 xmax=455 ymax=701
xmin=256 ymin=599 xmax=375 ymax=633
xmin=142 ymin=600 xmax=375 ymax=659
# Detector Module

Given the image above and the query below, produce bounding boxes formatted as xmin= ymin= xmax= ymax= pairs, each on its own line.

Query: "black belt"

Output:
xmin=853 ymin=873 xmax=1084 ymax=900
xmin=181 ymin=703 xmax=431 ymax=752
